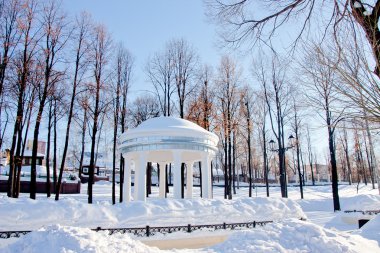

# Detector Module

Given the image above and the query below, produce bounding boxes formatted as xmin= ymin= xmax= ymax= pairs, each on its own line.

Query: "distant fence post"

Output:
xmin=146 ymin=225 xmax=150 ymax=237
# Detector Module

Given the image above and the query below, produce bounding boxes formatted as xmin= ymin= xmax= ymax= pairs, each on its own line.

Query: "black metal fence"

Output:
xmin=344 ymin=209 xmax=380 ymax=215
xmin=0 ymin=220 xmax=273 ymax=239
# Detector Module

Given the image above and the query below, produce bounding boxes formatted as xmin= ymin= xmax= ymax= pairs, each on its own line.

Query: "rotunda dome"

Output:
xmin=119 ymin=116 xmax=218 ymax=154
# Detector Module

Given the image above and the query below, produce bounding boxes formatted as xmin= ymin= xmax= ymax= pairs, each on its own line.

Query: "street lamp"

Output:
xmin=269 ymin=135 xmax=295 ymax=152
xmin=268 ymin=135 xmax=295 ymax=198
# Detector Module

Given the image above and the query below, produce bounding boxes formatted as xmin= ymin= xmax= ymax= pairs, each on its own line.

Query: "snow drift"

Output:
xmin=0 ymin=196 xmax=305 ymax=230
xmin=2 ymin=220 xmax=379 ymax=253
xmin=210 ymin=219 xmax=380 ymax=253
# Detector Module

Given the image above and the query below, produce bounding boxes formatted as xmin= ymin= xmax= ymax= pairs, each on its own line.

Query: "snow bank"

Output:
xmin=1 ymin=225 xmax=165 ymax=253
xmin=209 ymin=219 xmax=380 ymax=253
xmin=3 ymin=220 xmax=378 ymax=253
xmin=355 ymin=214 xmax=380 ymax=245
xmin=0 ymin=197 xmax=305 ymax=230
xmin=342 ymin=194 xmax=380 ymax=211
xmin=324 ymin=194 xmax=380 ymax=230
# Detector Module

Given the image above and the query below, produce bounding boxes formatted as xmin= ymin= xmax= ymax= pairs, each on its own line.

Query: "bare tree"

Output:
xmin=0 ymin=0 xmax=21 ymax=144
xmin=291 ymin=97 xmax=304 ymax=199
xmin=354 ymin=127 xmax=368 ymax=184
xmin=306 ymin=126 xmax=315 ymax=186
xmin=7 ymin=0 xmax=40 ymax=198
xmin=170 ymin=38 xmax=198 ymax=118
xmin=301 ymin=49 xmax=344 ymax=211
xmin=45 ymin=98 xmax=53 ymax=196
xmin=112 ymin=43 xmax=133 ymax=204
xmin=186 ymin=64 xmax=215 ymax=197
xmin=206 ymin=1 xmax=380 ymax=80
xmin=241 ymin=86 xmax=254 ymax=197
xmin=215 ymin=55 xmax=241 ymax=199
xmin=255 ymin=55 xmax=292 ymax=198
xmin=55 ymin=12 xmax=91 ymax=201
xmin=77 ymin=97 xmax=89 ymax=180
xmin=187 ymin=64 xmax=215 ymax=130
xmin=314 ymin=32 xmax=380 ymax=194
xmin=129 ymin=94 xmax=160 ymax=127
xmin=146 ymin=42 xmax=175 ymax=116
xmin=30 ymin=0 xmax=68 ymax=199
xmin=87 ymin=25 xmax=112 ymax=204
xmin=118 ymin=47 xmax=133 ymax=203
xmin=254 ymin=90 xmax=270 ymax=197
xmin=14 ymin=71 xmax=38 ymax=197
xmin=340 ymin=124 xmax=352 ymax=184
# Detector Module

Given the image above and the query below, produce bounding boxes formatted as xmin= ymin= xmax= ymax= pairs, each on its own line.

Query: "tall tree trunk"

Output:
xmin=307 ymin=127 xmax=315 ymax=185
xmin=88 ymin=80 xmax=100 ymax=204
xmin=363 ymin=131 xmax=373 ymax=187
xmin=228 ymin=130 xmax=232 ymax=200
xmin=363 ymin=115 xmax=379 ymax=192
xmin=55 ymin=45 xmax=82 ymax=201
xmin=112 ymin=77 xmax=120 ymax=205
xmin=78 ymin=107 xmax=87 ymax=180
xmin=46 ymin=101 xmax=52 ymax=196
xmin=296 ymin=141 xmax=303 ymax=199
xmin=53 ymin=100 xmax=58 ymax=192
xmin=199 ymin=161 xmax=202 ymax=197
xmin=343 ymin=127 xmax=352 ymax=185
xmin=263 ymin=128 xmax=269 ymax=197
xmin=300 ymin=146 xmax=306 ymax=186
xmin=232 ymin=130 xmax=236 ymax=195
xmin=247 ymin=110 xmax=252 ymax=197
xmin=14 ymin=91 xmax=34 ymax=197
xmin=327 ymin=111 xmax=340 ymax=211
xmin=223 ymin=139 xmax=227 ymax=199
xmin=30 ymin=85 xmax=49 ymax=199
xmin=293 ymin=106 xmax=303 ymax=199
xmin=7 ymin=80 xmax=25 ymax=198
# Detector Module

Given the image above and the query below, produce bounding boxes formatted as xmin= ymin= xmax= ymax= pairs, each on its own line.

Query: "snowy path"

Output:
xmin=304 ymin=210 xmax=335 ymax=227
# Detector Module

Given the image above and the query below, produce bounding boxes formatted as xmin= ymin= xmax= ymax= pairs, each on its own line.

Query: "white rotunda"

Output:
xmin=119 ymin=116 xmax=219 ymax=202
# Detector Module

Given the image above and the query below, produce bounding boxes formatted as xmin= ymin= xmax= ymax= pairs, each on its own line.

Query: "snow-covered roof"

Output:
xmin=123 ymin=116 xmax=217 ymax=140
xmin=119 ymin=116 xmax=219 ymax=154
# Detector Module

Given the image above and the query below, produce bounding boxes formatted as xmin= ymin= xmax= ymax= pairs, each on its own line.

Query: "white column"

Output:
xmin=173 ymin=151 xmax=182 ymax=199
xmin=123 ymin=156 xmax=131 ymax=203
xmin=133 ymin=159 xmax=139 ymax=201
xmin=136 ymin=152 xmax=147 ymax=201
xmin=201 ymin=153 xmax=212 ymax=199
xmin=186 ymin=161 xmax=194 ymax=199
xmin=158 ymin=162 xmax=167 ymax=198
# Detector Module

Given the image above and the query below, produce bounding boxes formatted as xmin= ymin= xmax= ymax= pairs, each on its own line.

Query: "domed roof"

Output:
xmin=119 ymin=117 xmax=219 ymax=154
xmin=124 ymin=116 xmax=216 ymax=139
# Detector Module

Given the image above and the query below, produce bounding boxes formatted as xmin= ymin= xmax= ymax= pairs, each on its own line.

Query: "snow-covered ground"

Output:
xmin=0 ymin=182 xmax=379 ymax=252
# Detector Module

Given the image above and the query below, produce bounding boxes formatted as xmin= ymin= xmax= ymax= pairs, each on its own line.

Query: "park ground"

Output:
xmin=0 ymin=182 xmax=379 ymax=252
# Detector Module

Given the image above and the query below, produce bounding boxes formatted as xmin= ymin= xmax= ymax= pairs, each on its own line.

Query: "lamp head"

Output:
xmin=288 ymin=134 xmax=295 ymax=147
xmin=269 ymin=139 xmax=275 ymax=151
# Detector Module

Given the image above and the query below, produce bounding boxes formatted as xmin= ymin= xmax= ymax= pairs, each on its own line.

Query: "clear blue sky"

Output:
xmin=62 ymin=0 xmax=223 ymax=95
xmin=61 ymin=1 xmax=330 ymax=159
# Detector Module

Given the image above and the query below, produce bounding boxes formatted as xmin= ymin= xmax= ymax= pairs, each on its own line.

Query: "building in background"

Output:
xmin=26 ymin=140 xmax=46 ymax=155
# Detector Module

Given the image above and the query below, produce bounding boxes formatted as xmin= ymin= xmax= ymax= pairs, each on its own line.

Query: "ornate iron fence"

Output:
xmin=344 ymin=210 xmax=380 ymax=215
xmin=0 ymin=220 xmax=273 ymax=239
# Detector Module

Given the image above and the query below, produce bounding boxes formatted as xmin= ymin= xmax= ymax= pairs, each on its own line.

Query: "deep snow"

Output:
xmin=0 ymin=183 xmax=379 ymax=252
xmin=2 ymin=220 xmax=379 ymax=253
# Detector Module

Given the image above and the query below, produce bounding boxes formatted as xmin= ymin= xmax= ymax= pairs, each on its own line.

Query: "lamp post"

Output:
xmin=269 ymin=135 xmax=296 ymax=198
